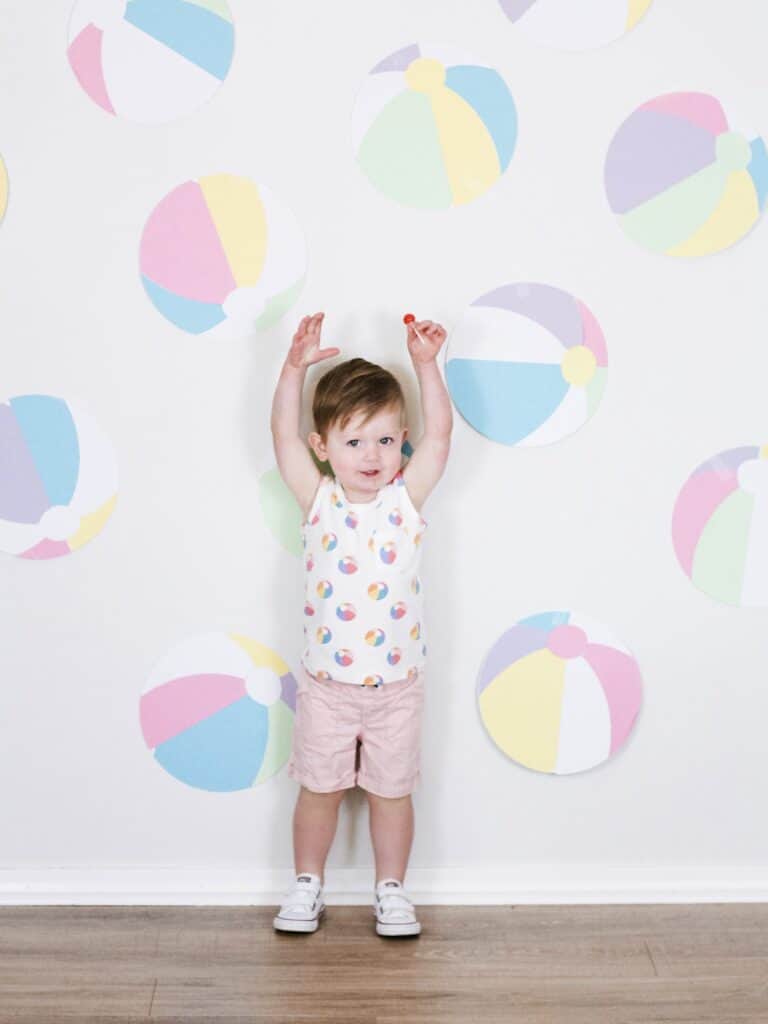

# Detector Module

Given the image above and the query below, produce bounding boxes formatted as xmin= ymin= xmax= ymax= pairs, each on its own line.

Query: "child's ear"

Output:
xmin=401 ymin=426 xmax=409 ymax=443
xmin=308 ymin=431 xmax=327 ymax=462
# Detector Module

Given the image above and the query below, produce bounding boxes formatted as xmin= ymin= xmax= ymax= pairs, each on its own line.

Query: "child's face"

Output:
xmin=309 ymin=404 xmax=408 ymax=502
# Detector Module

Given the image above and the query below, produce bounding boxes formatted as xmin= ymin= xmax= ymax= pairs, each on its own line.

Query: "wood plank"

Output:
xmin=0 ymin=905 xmax=766 ymax=1022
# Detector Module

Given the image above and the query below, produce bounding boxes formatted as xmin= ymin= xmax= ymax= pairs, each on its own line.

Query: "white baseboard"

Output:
xmin=1 ymin=865 xmax=767 ymax=905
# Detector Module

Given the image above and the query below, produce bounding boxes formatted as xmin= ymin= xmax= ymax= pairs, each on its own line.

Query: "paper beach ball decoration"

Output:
xmin=0 ymin=395 xmax=118 ymax=559
xmin=605 ymin=92 xmax=768 ymax=256
xmin=477 ymin=612 xmax=642 ymax=774
xmin=352 ymin=43 xmax=518 ymax=208
xmin=258 ymin=467 xmax=303 ymax=557
xmin=67 ymin=0 xmax=235 ymax=123
xmin=0 ymin=154 xmax=7 ymax=224
xmin=499 ymin=0 xmax=653 ymax=50
xmin=672 ymin=445 xmax=768 ymax=607
xmin=140 ymin=633 xmax=297 ymax=791
xmin=446 ymin=283 xmax=608 ymax=446
xmin=139 ymin=175 xmax=306 ymax=338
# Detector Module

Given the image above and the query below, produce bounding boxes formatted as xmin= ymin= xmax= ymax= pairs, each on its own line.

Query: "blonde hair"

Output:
xmin=312 ymin=358 xmax=405 ymax=440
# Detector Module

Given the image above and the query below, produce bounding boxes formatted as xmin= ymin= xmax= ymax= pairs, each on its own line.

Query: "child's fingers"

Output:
xmin=294 ymin=315 xmax=310 ymax=339
xmin=316 ymin=346 xmax=340 ymax=361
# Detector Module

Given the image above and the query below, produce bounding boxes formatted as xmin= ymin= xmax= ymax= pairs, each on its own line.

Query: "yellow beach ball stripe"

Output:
xmin=627 ymin=0 xmax=653 ymax=30
xmin=667 ymin=170 xmax=760 ymax=257
xmin=200 ymin=174 xmax=268 ymax=288
xmin=406 ymin=58 xmax=501 ymax=206
xmin=479 ymin=648 xmax=566 ymax=773
xmin=230 ymin=634 xmax=290 ymax=676
xmin=68 ymin=495 xmax=118 ymax=551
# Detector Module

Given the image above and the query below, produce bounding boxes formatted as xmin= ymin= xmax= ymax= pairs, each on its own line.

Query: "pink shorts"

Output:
xmin=287 ymin=664 xmax=425 ymax=798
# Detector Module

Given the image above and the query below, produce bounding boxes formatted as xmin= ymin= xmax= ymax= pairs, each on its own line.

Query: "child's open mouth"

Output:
xmin=361 ymin=470 xmax=379 ymax=477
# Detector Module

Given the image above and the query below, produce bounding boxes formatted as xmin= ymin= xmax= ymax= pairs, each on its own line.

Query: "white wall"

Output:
xmin=1 ymin=0 xmax=767 ymax=904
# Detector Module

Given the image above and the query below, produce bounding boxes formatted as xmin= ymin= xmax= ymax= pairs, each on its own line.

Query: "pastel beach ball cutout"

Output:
xmin=605 ymin=92 xmax=768 ymax=256
xmin=0 ymin=395 xmax=118 ymax=559
xmin=499 ymin=0 xmax=654 ymax=51
xmin=140 ymin=633 xmax=297 ymax=791
xmin=477 ymin=612 xmax=642 ymax=774
xmin=672 ymin=445 xmax=768 ymax=607
xmin=67 ymin=0 xmax=235 ymax=124
xmin=446 ymin=283 xmax=608 ymax=446
xmin=352 ymin=43 xmax=518 ymax=208
xmin=139 ymin=175 xmax=307 ymax=339
xmin=258 ymin=467 xmax=303 ymax=557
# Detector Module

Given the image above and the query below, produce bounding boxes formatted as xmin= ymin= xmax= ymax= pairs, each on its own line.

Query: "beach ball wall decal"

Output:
xmin=139 ymin=175 xmax=307 ymax=339
xmin=605 ymin=92 xmax=768 ymax=256
xmin=259 ymin=467 xmax=303 ymax=558
xmin=67 ymin=0 xmax=235 ymax=124
xmin=445 ymin=283 xmax=607 ymax=446
xmin=499 ymin=0 xmax=653 ymax=51
xmin=140 ymin=633 xmax=297 ymax=791
xmin=0 ymin=395 xmax=118 ymax=559
xmin=672 ymin=446 xmax=768 ymax=607
xmin=0 ymin=154 xmax=7 ymax=224
xmin=477 ymin=612 xmax=643 ymax=775
xmin=352 ymin=43 xmax=518 ymax=209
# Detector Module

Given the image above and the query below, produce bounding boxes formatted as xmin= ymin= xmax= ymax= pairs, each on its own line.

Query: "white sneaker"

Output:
xmin=374 ymin=878 xmax=421 ymax=937
xmin=273 ymin=873 xmax=325 ymax=933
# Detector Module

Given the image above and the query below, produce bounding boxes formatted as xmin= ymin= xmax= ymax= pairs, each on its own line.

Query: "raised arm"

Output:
xmin=401 ymin=319 xmax=453 ymax=512
xmin=271 ymin=312 xmax=339 ymax=519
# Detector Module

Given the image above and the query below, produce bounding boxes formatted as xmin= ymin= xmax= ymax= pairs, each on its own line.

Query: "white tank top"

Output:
xmin=301 ymin=471 xmax=427 ymax=686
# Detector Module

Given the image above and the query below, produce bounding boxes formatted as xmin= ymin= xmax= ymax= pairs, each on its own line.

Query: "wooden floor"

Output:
xmin=1 ymin=904 xmax=767 ymax=1022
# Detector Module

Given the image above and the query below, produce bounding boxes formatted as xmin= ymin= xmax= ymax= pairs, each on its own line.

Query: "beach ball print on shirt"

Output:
xmin=672 ymin=446 xmax=768 ymax=607
xmin=0 ymin=395 xmax=118 ymax=559
xmin=605 ymin=92 xmax=768 ymax=256
xmin=499 ymin=0 xmax=653 ymax=50
xmin=477 ymin=612 xmax=643 ymax=774
xmin=67 ymin=0 xmax=235 ymax=123
xmin=352 ymin=43 xmax=518 ymax=209
xmin=259 ymin=446 xmax=415 ymax=558
xmin=139 ymin=175 xmax=307 ymax=339
xmin=140 ymin=633 xmax=297 ymax=791
xmin=445 ymin=283 xmax=607 ymax=446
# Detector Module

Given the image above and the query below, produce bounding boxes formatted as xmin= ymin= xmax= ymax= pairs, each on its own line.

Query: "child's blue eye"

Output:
xmin=379 ymin=437 xmax=393 ymax=445
xmin=347 ymin=439 xmax=359 ymax=447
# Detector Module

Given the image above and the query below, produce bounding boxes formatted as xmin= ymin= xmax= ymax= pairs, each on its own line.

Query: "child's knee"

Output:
xmin=365 ymin=790 xmax=412 ymax=805
xmin=301 ymin=784 xmax=347 ymax=802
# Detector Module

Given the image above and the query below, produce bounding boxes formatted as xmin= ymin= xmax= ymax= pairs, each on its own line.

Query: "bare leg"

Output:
xmin=293 ymin=785 xmax=347 ymax=885
xmin=366 ymin=792 xmax=414 ymax=884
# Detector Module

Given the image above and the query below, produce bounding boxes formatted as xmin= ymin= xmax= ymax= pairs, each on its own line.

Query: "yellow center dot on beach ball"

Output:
xmin=405 ymin=58 xmax=446 ymax=94
xmin=561 ymin=345 xmax=597 ymax=386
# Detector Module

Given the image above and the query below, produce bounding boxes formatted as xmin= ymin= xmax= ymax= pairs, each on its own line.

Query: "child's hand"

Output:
xmin=406 ymin=319 xmax=447 ymax=365
xmin=287 ymin=312 xmax=340 ymax=369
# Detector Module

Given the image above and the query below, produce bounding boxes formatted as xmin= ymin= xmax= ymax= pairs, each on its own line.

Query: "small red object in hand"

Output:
xmin=403 ymin=313 xmax=416 ymax=325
